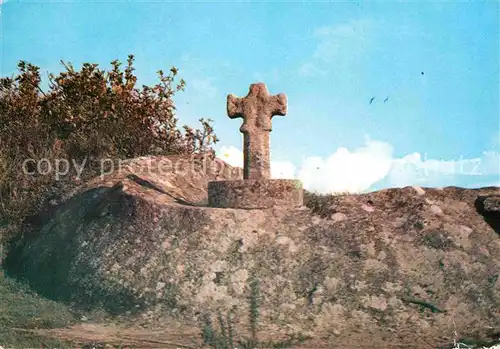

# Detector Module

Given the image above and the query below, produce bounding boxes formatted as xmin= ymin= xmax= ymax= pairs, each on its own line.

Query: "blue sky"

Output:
xmin=1 ymin=0 xmax=499 ymax=193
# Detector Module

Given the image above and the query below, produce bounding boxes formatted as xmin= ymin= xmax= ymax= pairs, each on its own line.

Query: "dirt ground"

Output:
xmin=19 ymin=319 xmax=500 ymax=349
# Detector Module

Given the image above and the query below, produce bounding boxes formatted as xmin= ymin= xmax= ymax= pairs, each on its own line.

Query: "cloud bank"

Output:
xmin=217 ymin=141 xmax=500 ymax=194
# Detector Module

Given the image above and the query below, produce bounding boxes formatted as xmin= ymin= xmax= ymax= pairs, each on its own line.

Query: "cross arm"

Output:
xmin=269 ymin=93 xmax=287 ymax=116
xmin=227 ymin=94 xmax=244 ymax=119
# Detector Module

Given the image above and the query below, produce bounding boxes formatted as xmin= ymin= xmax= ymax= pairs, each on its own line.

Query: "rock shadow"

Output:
xmin=475 ymin=195 xmax=500 ymax=234
xmin=3 ymin=184 xmax=146 ymax=315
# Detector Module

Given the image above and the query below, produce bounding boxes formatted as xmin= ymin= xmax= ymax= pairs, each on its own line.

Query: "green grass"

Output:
xmin=0 ymin=271 xmax=78 ymax=348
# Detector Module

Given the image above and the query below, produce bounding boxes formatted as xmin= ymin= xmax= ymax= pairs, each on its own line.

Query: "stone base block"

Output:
xmin=208 ymin=179 xmax=304 ymax=209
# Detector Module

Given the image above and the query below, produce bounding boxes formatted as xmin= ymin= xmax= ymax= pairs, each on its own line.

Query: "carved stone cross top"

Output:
xmin=227 ymin=83 xmax=287 ymax=180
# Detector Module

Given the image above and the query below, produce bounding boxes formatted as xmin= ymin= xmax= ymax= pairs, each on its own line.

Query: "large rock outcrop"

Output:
xmin=4 ymin=155 xmax=500 ymax=348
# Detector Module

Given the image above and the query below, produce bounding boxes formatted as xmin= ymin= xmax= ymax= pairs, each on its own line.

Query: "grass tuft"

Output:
xmin=199 ymin=273 xmax=308 ymax=349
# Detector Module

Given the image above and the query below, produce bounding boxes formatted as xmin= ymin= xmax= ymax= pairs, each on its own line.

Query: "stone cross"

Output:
xmin=227 ymin=83 xmax=287 ymax=180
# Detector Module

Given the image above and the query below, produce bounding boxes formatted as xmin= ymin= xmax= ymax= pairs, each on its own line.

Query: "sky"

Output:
xmin=1 ymin=0 xmax=499 ymax=193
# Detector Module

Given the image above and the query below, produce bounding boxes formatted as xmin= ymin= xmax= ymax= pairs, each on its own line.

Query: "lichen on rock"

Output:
xmin=3 ymin=156 xmax=500 ymax=348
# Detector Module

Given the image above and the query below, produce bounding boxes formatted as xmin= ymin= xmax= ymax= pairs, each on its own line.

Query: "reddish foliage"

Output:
xmin=0 ymin=55 xmax=218 ymax=225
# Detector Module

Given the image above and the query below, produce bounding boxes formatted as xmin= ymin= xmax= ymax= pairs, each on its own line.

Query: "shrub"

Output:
xmin=0 ymin=55 xmax=218 ymax=228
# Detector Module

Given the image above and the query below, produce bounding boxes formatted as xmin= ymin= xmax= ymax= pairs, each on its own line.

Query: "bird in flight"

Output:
xmin=369 ymin=97 xmax=375 ymax=104
xmin=384 ymin=96 xmax=389 ymax=103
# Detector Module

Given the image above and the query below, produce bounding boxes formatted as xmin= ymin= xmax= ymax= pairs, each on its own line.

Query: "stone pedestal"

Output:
xmin=208 ymin=179 xmax=304 ymax=209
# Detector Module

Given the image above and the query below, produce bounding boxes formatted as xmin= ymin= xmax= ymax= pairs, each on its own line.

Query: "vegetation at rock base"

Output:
xmin=303 ymin=190 xmax=349 ymax=217
xmin=200 ymin=274 xmax=308 ymax=349
xmin=0 ymin=266 xmax=309 ymax=348
xmin=0 ymin=55 xmax=218 ymax=231
xmin=0 ymin=272 xmax=77 ymax=347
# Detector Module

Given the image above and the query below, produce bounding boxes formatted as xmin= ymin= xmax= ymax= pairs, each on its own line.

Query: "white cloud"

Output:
xmin=298 ymin=19 xmax=377 ymax=77
xmin=217 ymin=140 xmax=500 ymax=194
xmin=217 ymin=145 xmax=243 ymax=168
xmin=298 ymin=140 xmax=393 ymax=193
xmin=271 ymin=161 xmax=296 ymax=179
xmin=385 ymin=151 xmax=499 ymax=187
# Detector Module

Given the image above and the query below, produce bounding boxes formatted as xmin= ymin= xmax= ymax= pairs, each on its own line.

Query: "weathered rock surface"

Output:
xmin=483 ymin=195 xmax=500 ymax=213
xmin=208 ymin=179 xmax=303 ymax=209
xmin=4 ymin=156 xmax=500 ymax=348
